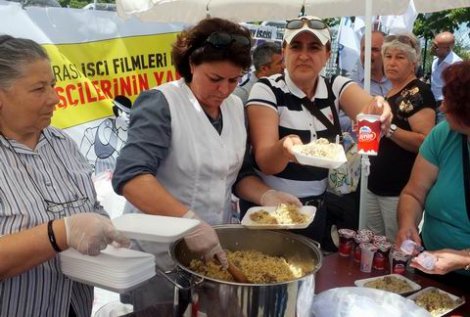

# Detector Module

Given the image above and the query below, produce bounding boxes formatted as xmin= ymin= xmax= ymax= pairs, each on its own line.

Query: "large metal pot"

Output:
xmin=169 ymin=225 xmax=323 ymax=317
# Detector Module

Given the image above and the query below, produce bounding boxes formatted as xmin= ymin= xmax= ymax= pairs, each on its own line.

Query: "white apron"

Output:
xmin=125 ymin=79 xmax=246 ymax=266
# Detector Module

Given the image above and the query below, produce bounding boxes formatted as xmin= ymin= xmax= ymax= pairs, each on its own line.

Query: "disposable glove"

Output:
xmin=183 ymin=210 xmax=228 ymax=269
xmin=260 ymin=189 xmax=302 ymax=207
xmin=64 ymin=213 xmax=130 ymax=256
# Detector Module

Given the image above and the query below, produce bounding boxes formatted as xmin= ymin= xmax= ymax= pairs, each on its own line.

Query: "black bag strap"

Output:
xmin=302 ymin=76 xmax=342 ymax=138
xmin=461 ymin=134 xmax=470 ymax=221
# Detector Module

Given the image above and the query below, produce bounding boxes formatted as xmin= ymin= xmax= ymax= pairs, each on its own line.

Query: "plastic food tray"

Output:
xmin=241 ymin=205 xmax=316 ymax=229
xmin=354 ymin=274 xmax=421 ymax=295
xmin=407 ymin=286 xmax=466 ymax=317
xmin=113 ymin=213 xmax=200 ymax=242
xmin=293 ymin=143 xmax=347 ymax=169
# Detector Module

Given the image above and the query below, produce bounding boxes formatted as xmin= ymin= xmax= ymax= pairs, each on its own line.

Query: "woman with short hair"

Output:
xmin=366 ymin=33 xmax=436 ymax=242
xmin=396 ymin=60 xmax=470 ymax=285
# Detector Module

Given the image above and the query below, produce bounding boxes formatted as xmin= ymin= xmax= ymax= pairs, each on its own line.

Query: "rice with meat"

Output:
xmin=295 ymin=138 xmax=341 ymax=160
xmin=189 ymin=249 xmax=314 ymax=283
xmin=363 ymin=276 xmax=414 ymax=293
xmin=414 ymin=288 xmax=458 ymax=316
xmin=249 ymin=204 xmax=307 ymax=225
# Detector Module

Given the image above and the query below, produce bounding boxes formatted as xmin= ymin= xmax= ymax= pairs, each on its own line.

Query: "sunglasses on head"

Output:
xmin=205 ymin=32 xmax=251 ymax=49
xmin=286 ymin=18 xmax=328 ymax=31
xmin=384 ymin=35 xmax=417 ymax=50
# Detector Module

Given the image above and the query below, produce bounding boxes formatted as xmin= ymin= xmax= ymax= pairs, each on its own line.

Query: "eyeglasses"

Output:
xmin=205 ymin=32 xmax=251 ymax=49
xmin=45 ymin=196 xmax=89 ymax=213
xmin=384 ymin=35 xmax=417 ymax=50
xmin=286 ymin=18 xmax=328 ymax=31
xmin=1 ymin=132 xmax=88 ymax=214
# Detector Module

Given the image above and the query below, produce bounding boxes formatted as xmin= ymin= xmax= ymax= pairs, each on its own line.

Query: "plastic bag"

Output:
xmin=328 ymin=140 xmax=361 ymax=195
xmin=310 ymin=287 xmax=431 ymax=317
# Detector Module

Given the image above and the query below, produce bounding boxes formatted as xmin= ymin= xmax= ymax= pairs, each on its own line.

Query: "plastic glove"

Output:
xmin=64 ymin=213 xmax=130 ymax=256
xmin=183 ymin=210 xmax=228 ymax=269
xmin=260 ymin=189 xmax=302 ymax=207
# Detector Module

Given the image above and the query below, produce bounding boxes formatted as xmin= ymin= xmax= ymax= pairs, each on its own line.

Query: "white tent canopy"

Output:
xmin=116 ymin=0 xmax=470 ymax=23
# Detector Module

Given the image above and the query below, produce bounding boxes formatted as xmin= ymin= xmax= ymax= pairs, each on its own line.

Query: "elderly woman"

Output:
xmin=366 ymin=33 xmax=436 ymax=242
xmin=245 ymin=16 xmax=392 ymax=249
xmin=0 ymin=35 xmax=128 ymax=317
xmin=396 ymin=61 xmax=470 ymax=285
xmin=112 ymin=18 xmax=300 ymax=310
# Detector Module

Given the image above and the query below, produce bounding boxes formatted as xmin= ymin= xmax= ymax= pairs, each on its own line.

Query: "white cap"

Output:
xmin=283 ymin=16 xmax=331 ymax=45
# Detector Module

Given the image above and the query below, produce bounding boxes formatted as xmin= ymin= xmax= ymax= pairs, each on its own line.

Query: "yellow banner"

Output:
xmin=45 ymin=33 xmax=180 ymax=129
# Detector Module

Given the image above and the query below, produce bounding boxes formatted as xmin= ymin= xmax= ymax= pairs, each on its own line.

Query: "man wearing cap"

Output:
xmin=430 ymin=31 xmax=462 ymax=123
xmin=245 ymin=16 xmax=392 ymax=250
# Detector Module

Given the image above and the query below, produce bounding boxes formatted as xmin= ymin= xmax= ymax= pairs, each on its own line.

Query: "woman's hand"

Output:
xmin=183 ymin=210 xmax=228 ymax=269
xmin=260 ymin=189 xmax=302 ymax=207
xmin=64 ymin=213 xmax=130 ymax=256
xmin=410 ymin=249 xmax=469 ymax=275
xmin=394 ymin=226 xmax=421 ymax=252
xmin=363 ymin=96 xmax=393 ymax=135
xmin=280 ymin=134 xmax=303 ymax=162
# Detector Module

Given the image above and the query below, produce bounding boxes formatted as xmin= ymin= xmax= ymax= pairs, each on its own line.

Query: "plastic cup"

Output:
xmin=360 ymin=242 xmax=378 ymax=273
xmin=415 ymin=251 xmax=437 ymax=270
xmin=353 ymin=234 xmax=370 ymax=263
xmin=400 ymin=239 xmax=423 ymax=255
xmin=372 ymin=235 xmax=387 ymax=244
xmin=356 ymin=113 xmax=381 ymax=156
xmin=338 ymin=229 xmax=356 ymax=257
xmin=390 ymin=249 xmax=409 ymax=274
xmin=373 ymin=241 xmax=392 ymax=270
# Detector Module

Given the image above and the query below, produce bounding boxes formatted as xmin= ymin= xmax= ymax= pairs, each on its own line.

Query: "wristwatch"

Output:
xmin=387 ymin=124 xmax=397 ymax=138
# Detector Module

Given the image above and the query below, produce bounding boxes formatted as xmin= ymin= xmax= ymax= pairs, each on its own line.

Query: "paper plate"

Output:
xmin=241 ymin=205 xmax=316 ymax=229
xmin=113 ymin=213 xmax=200 ymax=243
xmin=293 ymin=143 xmax=347 ymax=169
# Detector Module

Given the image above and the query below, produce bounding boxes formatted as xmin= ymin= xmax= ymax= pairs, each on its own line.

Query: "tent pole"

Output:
xmin=358 ymin=0 xmax=373 ymax=230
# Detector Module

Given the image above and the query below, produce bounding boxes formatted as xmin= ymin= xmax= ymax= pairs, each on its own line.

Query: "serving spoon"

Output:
xmin=227 ymin=260 xmax=249 ymax=283
xmin=215 ymin=257 xmax=249 ymax=283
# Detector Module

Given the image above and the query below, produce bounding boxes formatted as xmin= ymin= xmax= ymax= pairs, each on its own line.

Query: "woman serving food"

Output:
xmin=112 ymin=17 xmax=300 ymax=310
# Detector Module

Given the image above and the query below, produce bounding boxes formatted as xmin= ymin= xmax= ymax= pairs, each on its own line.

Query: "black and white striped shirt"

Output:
xmin=246 ymin=72 xmax=353 ymax=198
xmin=0 ymin=127 xmax=106 ymax=317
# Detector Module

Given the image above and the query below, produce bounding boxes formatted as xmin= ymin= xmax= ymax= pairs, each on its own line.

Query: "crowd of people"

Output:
xmin=0 ymin=13 xmax=468 ymax=317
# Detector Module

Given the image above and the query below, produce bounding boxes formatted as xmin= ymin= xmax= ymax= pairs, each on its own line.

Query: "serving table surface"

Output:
xmin=317 ymin=252 xmax=470 ymax=316
xmin=123 ymin=252 xmax=469 ymax=316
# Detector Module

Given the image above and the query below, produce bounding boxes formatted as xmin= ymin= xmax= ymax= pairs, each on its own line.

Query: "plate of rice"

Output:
xmin=292 ymin=138 xmax=347 ymax=169
xmin=407 ymin=287 xmax=465 ymax=317
xmin=355 ymin=274 xmax=421 ymax=295
xmin=241 ymin=203 xmax=316 ymax=229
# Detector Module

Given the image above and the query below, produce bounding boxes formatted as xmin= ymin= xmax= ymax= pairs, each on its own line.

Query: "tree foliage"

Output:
xmin=413 ymin=8 xmax=470 ymax=73
xmin=413 ymin=8 xmax=470 ymax=39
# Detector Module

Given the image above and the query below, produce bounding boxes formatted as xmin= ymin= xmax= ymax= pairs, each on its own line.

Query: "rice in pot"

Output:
xmin=189 ymin=249 xmax=314 ymax=284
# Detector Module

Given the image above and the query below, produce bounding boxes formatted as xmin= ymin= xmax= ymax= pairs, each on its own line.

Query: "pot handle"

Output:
xmin=294 ymin=235 xmax=322 ymax=250
xmin=155 ymin=266 xmax=204 ymax=290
